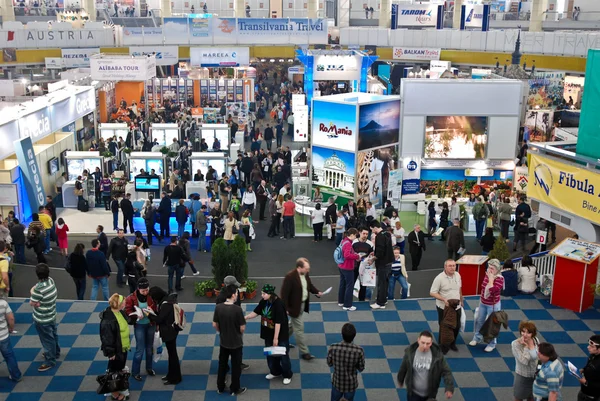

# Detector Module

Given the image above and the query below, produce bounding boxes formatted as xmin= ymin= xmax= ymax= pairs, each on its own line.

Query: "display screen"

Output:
xmin=67 ymin=158 xmax=102 ymax=181
xmin=129 ymin=159 xmax=146 ymax=181
xmin=424 ymin=116 xmax=488 ymax=159
xmin=146 ymin=159 xmax=164 ymax=176
xmin=48 ymin=158 xmax=59 ymax=175
xmin=358 ymin=101 xmax=400 ymax=151
xmin=311 ymin=145 xmax=355 ymax=199
xmin=164 ymin=129 xmax=179 ymax=146
xmin=135 ymin=177 xmax=161 ymax=191
xmin=191 ymin=159 xmax=226 ymax=179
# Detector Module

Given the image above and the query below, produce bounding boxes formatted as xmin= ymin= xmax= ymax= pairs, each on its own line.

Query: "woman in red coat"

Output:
xmin=55 ymin=218 xmax=69 ymax=257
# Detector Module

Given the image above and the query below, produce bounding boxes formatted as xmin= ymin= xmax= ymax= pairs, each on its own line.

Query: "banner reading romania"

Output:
xmin=528 ymin=153 xmax=600 ymax=225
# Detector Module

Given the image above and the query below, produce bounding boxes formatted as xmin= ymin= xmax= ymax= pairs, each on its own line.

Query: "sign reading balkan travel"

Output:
xmin=528 ymin=153 xmax=600 ymax=225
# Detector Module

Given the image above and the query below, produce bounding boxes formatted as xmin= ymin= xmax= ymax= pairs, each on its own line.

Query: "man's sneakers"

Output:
xmin=468 ymin=340 xmax=479 ymax=347
xmin=241 ymin=363 xmax=250 ymax=370
xmin=265 ymin=374 xmax=291 ymax=385
xmin=232 ymin=387 xmax=247 ymax=396
xmin=337 ymin=303 xmax=344 ymax=307
xmin=265 ymin=374 xmax=281 ymax=380
xmin=283 ymin=378 xmax=292 ymax=385
xmin=193 ymin=272 xmax=200 ymax=276
xmin=343 ymin=306 xmax=357 ymax=311
xmin=181 ymin=275 xmax=186 ymax=279
xmin=484 ymin=345 xmax=495 ymax=352
xmin=370 ymin=303 xmax=385 ymax=309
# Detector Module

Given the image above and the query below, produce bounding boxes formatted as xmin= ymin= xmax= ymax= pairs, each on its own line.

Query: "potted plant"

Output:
xmin=160 ymin=146 xmax=169 ymax=155
xmin=194 ymin=279 xmax=216 ymax=298
xmin=229 ymin=236 xmax=248 ymax=284
xmin=488 ymin=235 xmax=510 ymax=262
xmin=211 ymin=238 xmax=231 ymax=288
xmin=123 ymin=147 xmax=133 ymax=155
xmin=167 ymin=151 xmax=178 ymax=159
xmin=244 ymin=280 xmax=257 ymax=299
xmin=101 ymin=150 xmax=115 ymax=160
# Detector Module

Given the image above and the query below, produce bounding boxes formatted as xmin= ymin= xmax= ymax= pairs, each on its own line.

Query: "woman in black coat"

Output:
xmin=148 ymin=287 xmax=182 ymax=385
xmin=439 ymin=202 xmax=449 ymax=241
xmin=69 ymin=243 xmax=87 ymax=300
xmin=100 ymin=293 xmax=135 ymax=401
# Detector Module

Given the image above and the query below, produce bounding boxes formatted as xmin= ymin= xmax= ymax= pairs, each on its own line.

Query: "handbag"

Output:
xmin=96 ymin=371 xmax=130 ymax=394
xmin=232 ymin=222 xmax=239 ymax=235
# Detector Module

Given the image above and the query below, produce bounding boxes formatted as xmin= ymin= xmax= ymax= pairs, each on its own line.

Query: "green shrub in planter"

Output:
xmin=229 ymin=235 xmax=248 ymax=284
xmin=211 ymin=238 xmax=231 ymax=287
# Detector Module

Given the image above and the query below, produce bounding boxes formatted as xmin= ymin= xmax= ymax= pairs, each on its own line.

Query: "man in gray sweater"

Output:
xmin=196 ymin=205 xmax=208 ymax=252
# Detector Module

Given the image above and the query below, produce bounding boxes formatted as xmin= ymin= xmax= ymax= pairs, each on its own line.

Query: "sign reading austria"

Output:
xmin=528 ymin=153 xmax=600 ymax=225
xmin=393 ymin=47 xmax=441 ymax=61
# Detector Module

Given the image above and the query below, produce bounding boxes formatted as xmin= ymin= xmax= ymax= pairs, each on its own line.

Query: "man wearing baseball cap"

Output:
xmin=215 ymin=275 xmax=249 ymax=370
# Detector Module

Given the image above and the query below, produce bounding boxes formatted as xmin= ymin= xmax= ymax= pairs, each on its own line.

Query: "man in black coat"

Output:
xmin=240 ymin=153 xmax=253 ymax=186
xmin=273 ymin=166 xmax=287 ymax=193
xmin=96 ymin=225 xmax=109 ymax=256
xmin=343 ymin=200 xmax=358 ymax=218
xmin=264 ymin=124 xmax=274 ymax=151
xmin=325 ymin=198 xmax=338 ymax=241
xmin=371 ymin=221 xmax=394 ymax=309
xmin=107 ymin=229 xmax=129 ymax=286
xmin=407 ymin=224 xmax=426 ymax=271
xmin=158 ymin=192 xmax=172 ymax=239
xmin=120 ymin=193 xmax=135 ymax=234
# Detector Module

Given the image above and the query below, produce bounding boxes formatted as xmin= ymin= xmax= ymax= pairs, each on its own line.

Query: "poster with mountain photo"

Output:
xmin=357 ymin=101 xmax=400 ymax=151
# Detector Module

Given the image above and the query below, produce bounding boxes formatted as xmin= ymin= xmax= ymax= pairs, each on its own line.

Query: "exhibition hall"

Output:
xmin=0 ymin=1 xmax=600 ymax=400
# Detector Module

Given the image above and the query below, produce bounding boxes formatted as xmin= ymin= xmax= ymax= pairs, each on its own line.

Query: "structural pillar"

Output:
xmin=530 ymin=0 xmax=548 ymax=32
xmin=0 ymin=0 xmax=15 ymax=22
xmin=307 ymin=0 xmax=318 ymax=17
xmin=452 ymin=0 xmax=463 ymax=29
xmin=161 ymin=0 xmax=172 ymax=18
xmin=379 ymin=0 xmax=391 ymax=27
xmin=337 ymin=0 xmax=349 ymax=28
xmin=83 ymin=0 xmax=96 ymax=21
xmin=234 ymin=0 xmax=245 ymax=17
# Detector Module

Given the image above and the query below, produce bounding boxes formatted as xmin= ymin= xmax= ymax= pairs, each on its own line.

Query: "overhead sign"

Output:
xmin=190 ymin=47 xmax=250 ymax=67
xmin=529 ymin=153 xmax=600 ymax=226
xmin=464 ymin=4 xmax=484 ymax=28
xmin=45 ymin=57 xmax=64 ymax=69
xmin=212 ymin=18 xmax=327 ymax=45
xmin=61 ymin=48 xmax=100 ymax=68
xmin=312 ymin=54 xmax=362 ymax=81
xmin=122 ymin=27 xmax=164 ymax=45
xmin=90 ymin=55 xmax=156 ymax=81
xmin=129 ymin=46 xmax=179 ymax=66
xmin=393 ymin=47 xmax=441 ymax=61
xmin=392 ymin=4 xmax=440 ymax=27
xmin=401 ymin=156 xmax=421 ymax=195
xmin=13 ymin=137 xmax=46 ymax=215
xmin=6 ymin=28 xmax=114 ymax=49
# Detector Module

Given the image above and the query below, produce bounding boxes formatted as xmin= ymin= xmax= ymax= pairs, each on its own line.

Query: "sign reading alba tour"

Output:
xmin=90 ymin=55 xmax=157 ymax=81
xmin=529 ymin=153 xmax=600 ymax=225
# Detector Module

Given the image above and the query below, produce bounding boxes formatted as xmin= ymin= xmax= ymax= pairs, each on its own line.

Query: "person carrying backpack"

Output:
xmin=472 ymin=196 xmax=489 ymax=241
xmin=336 ymin=229 xmax=360 ymax=311
xmin=148 ymin=288 xmax=182 ymax=385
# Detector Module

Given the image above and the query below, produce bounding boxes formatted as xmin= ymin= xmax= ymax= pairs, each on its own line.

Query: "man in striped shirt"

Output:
xmin=29 ymin=263 xmax=59 ymax=372
xmin=533 ymin=342 xmax=564 ymax=401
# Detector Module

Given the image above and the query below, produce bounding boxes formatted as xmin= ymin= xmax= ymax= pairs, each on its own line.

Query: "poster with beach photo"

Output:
xmin=424 ymin=116 xmax=488 ymax=159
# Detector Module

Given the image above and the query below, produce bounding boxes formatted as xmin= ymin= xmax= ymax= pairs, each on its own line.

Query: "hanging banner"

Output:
xmin=212 ymin=18 xmax=327 ymax=45
xmin=190 ymin=47 xmax=250 ymax=67
xmin=122 ymin=27 xmax=164 ymax=45
xmin=401 ymin=156 xmax=421 ymax=195
xmin=367 ymin=169 xmax=383 ymax=207
xmin=129 ymin=46 xmax=179 ymax=66
xmin=14 ymin=137 xmax=46 ymax=215
xmin=294 ymin=105 xmax=308 ymax=142
xmin=313 ymin=54 xmax=362 ymax=81
xmin=463 ymin=4 xmax=485 ymax=28
xmin=388 ymin=169 xmax=403 ymax=200
xmin=514 ymin=166 xmax=529 ymax=192
xmin=393 ymin=47 xmax=441 ymax=61
xmin=61 ymin=48 xmax=100 ymax=68
xmin=90 ymin=55 xmax=156 ymax=81
xmin=529 ymin=153 xmax=600 ymax=225
xmin=392 ymin=4 xmax=440 ymax=27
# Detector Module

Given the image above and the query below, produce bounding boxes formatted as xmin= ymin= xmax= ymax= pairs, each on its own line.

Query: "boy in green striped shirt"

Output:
xmin=29 ymin=263 xmax=59 ymax=372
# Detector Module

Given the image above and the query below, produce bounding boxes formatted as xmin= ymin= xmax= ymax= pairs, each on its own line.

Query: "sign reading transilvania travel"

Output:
xmin=393 ymin=47 xmax=441 ymax=61
xmin=550 ymin=238 xmax=600 ymax=264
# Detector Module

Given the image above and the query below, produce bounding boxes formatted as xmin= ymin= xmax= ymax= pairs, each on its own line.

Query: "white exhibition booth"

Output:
xmin=188 ymin=152 xmax=228 ymax=198
xmin=63 ymin=151 xmax=103 ymax=208
xmin=198 ymin=124 xmax=230 ymax=151
xmin=150 ymin=123 xmax=180 ymax=147
xmin=98 ymin=123 xmax=129 ymax=141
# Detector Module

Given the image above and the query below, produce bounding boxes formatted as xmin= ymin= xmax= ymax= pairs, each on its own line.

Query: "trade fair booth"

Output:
xmin=150 ymin=123 xmax=180 ymax=146
xmin=295 ymin=49 xmax=379 ymax=108
xmin=0 ymin=85 xmax=96 ymax=221
xmin=188 ymin=152 xmax=228 ymax=197
xmin=128 ymin=152 xmax=166 ymax=181
xmin=98 ymin=123 xmax=129 ymax=141
xmin=63 ymin=151 xmax=104 ymax=208
xmin=197 ymin=124 xmax=230 ymax=151
xmin=399 ymin=78 xmax=524 ymax=234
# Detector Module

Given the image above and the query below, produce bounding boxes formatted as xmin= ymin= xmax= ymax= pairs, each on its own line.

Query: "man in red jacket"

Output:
xmin=280 ymin=258 xmax=322 ymax=360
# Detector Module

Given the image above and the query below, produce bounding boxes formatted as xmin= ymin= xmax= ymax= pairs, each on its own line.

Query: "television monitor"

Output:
xmin=135 ymin=176 xmax=161 ymax=192
xmin=424 ymin=116 xmax=488 ymax=159
xmin=47 ymin=158 xmax=59 ymax=175
xmin=338 ymin=83 xmax=346 ymax=89
xmin=66 ymin=158 xmax=84 ymax=181
xmin=84 ymin=158 xmax=102 ymax=174
xmin=164 ymin=129 xmax=179 ymax=146
xmin=76 ymin=128 xmax=85 ymax=141
xmin=60 ymin=149 xmax=70 ymax=168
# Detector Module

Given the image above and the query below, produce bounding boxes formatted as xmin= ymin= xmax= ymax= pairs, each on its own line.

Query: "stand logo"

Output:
xmin=26 ymin=147 xmax=45 ymax=205
xmin=400 ymin=8 xmax=434 ymax=24
xmin=465 ymin=9 xmax=483 ymax=22
xmin=218 ymin=19 xmax=235 ymax=33
xmin=316 ymin=64 xmax=344 ymax=72
xmin=407 ymin=160 xmax=418 ymax=171
xmin=533 ymin=163 xmax=553 ymax=196
xmin=76 ymin=96 xmax=93 ymax=114
xmin=22 ymin=113 xmax=51 ymax=139
xmin=319 ymin=122 xmax=352 ymax=138
xmin=517 ymin=174 xmax=528 ymax=190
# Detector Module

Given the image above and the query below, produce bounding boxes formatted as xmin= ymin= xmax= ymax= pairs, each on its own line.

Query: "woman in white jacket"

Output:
xmin=517 ymin=255 xmax=537 ymax=294
xmin=242 ymin=185 xmax=257 ymax=214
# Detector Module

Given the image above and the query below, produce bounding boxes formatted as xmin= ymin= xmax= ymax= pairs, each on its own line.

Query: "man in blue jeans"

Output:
xmin=196 ymin=205 xmax=208 ymax=252
xmin=472 ymin=196 xmax=489 ymax=241
xmin=0 ymin=298 xmax=22 ymax=381
xmin=30 ymin=263 xmax=59 ymax=372
xmin=163 ymin=236 xmax=189 ymax=293
xmin=85 ymin=239 xmax=111 ymax=301
xmin=327 ymin=323 xmax=365 ymax=401
xmin=107 ymin=229 xmax=129 ymax=287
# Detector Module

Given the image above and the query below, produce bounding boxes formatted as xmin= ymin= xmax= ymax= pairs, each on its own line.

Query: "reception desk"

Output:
xmin=62 ymin=181 xmax=89 ymax=208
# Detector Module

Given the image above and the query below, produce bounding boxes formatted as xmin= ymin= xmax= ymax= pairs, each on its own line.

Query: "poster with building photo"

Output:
xmin=524 ymin=109 xmax=554 ymax=142
xmin=311 ymin=146 xmax=355 ymax=198
xmin=367 ymin=170 xmax=382 ymax=207
xmin=357 ymin=101 xmax=400 ymax=151
xmin=424 ymin=116 xmax=488 ymax=159
xmin=356 ymin=145 xmax=398 ymax=206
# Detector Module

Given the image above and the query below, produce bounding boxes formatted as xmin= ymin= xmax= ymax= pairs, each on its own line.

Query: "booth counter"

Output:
xmin=456 ymin=255 xmax=489 ymax=296
xmin=131 ymin=199 xmax=220 ymax=216
xmin=62 ymin=180 xmax=92 ymax=208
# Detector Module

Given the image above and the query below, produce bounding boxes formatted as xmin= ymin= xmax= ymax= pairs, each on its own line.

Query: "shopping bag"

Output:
xmin=360 ymin=267 xmax=376 ymax=287
xmin=353 ymin=279 xmax=361 ymax=298
xmin=152 ymin=331 xmax=163 ymax=363
xmin=326 ymin=224 xmax=332 ymax=238
xmin=460 ymin=306 xmax=466 ymax=333
xmin=487 ymin=217 xmax=494 ymax=228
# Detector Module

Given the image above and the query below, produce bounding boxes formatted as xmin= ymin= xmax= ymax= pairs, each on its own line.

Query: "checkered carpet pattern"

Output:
xmin=0 ymin=293 xmax=596 ymax=401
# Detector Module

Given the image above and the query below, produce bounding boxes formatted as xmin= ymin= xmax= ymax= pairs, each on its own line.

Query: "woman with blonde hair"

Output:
xmin=99 ymin=293 xmax=134 ymax=400
xmin=223 ymin=211 xmax=239 ymax=245
xmin=511 ymin=321 xmax=539 ymax=401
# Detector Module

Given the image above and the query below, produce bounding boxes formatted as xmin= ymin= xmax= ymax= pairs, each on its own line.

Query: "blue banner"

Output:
xmin=14 ymin=137 xmax=46 ymax=218
xmin=401 ymin=179 xmax=421 ymax=195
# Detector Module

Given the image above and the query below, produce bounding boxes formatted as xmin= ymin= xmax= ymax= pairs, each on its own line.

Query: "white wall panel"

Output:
xmin=574 ymin=32 xmax=591 ymax=57
xmin=542 ymin=32 xmax=555 ymax=54
xmin=400 ymin=116 xmax=426 ymax=156
xmin=377 ymin=28 xmax=389 ymax=47
xmin=450 ymin=30 xmax=462 ymax=50
xmin=563 ymin=33 xmax=577 ymax=56
xmin=486 ymin=116 xmax=520 ymax=159
xmin=412 ymin=30 xmax=425 ymax=47
xmin=402 ymin=79 xmax=523 ymax=116
xmin=552 ymin=32 xmax=566 ymax=56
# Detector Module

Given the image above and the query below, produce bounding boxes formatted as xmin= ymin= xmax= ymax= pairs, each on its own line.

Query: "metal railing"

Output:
xmin=170 ymin=7 xmax=324 ymax=18
xmin=13 ymin=5 xmax=65 ymax=16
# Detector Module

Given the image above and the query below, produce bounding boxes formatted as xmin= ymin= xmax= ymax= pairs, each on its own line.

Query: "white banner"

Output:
xmin=90 ymin=56 xmax=157 ymax=81
xmin=393 ymin=47 xmax=441 ymax=61
xmin=129 ymin=46 xmax=179 ymax=66
xmin=3 ymin=28 xmax=114 ymax=49
xmin=190 ymin=47 xmax=250 ymax=67
xmin=61 ymin=48 xmax=100 ymax=68
xmin=464 ymin=5 xmax=484 ymax=28
xmin=395 ymin=5 xmax=439 ymax=27
xmin=45 ymin=57 xmax=64 ymax=69
xmin=313 ymin=54 xmax=362 ymax=81
xmin=294 ymin=105 xmax=308 ymax=142
xmin=292 ymin=94 xmax=305 ymax=113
